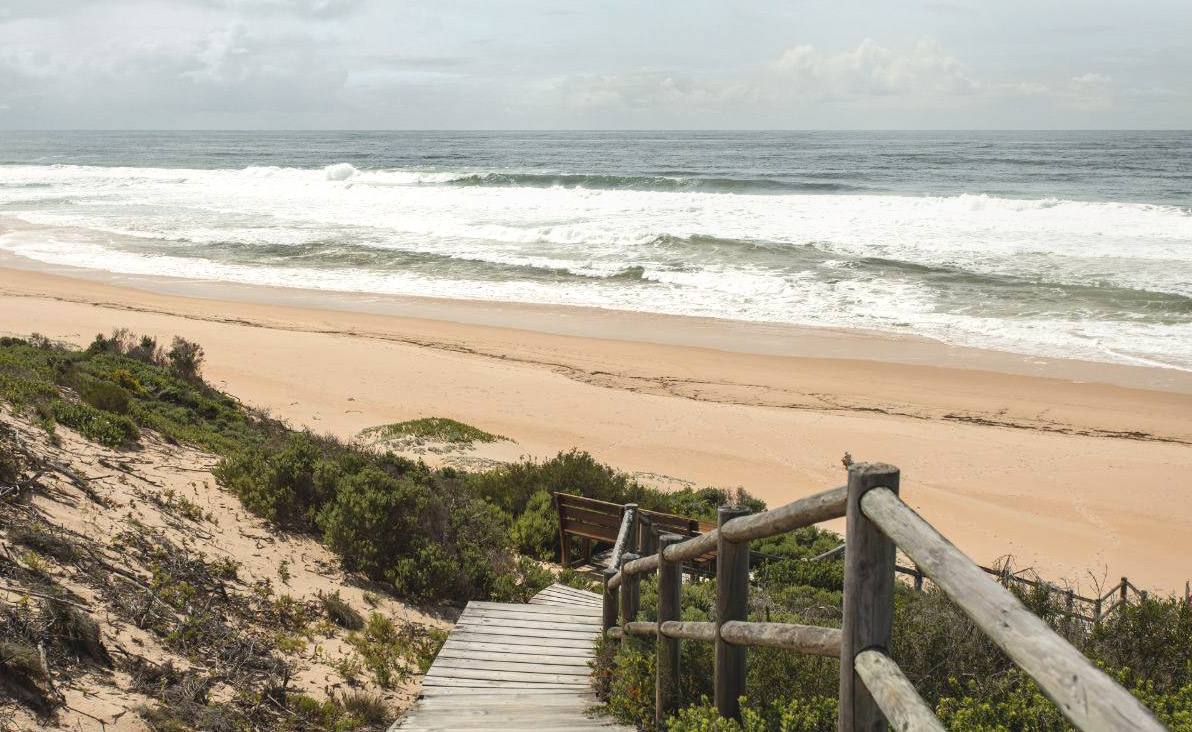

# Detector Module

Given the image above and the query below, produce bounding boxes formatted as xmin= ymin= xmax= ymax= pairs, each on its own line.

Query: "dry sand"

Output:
xmin=2 ymin=261 xmax=1191 ymax=594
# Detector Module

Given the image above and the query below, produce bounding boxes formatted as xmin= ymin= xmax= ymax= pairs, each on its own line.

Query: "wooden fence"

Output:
xmin=601 ymin=463 xmax=1168 ymax=732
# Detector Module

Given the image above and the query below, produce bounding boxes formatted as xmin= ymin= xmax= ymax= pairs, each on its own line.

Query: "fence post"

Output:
xmin=1120 ymin=577 xmax=1128 ymax=604
xmin=656 ymin=533 xmax=685 ymax=728
xmin=1093 ymin=597 xmax=1102 ymax=624
xmin=913 ymin=567 xmax=923 ymax=594
xmin=626 ymin=505 xmax=640 ymax=554
xmin=840 ymin=463 xmax=899 ymax=732
xmin=715 ymin=504 xmax=751 ymax=721
xmin=555 ymin=493 xmax=570 ymax=566
xmin=621 ymin=553 xmax=641 ymax=628
xmin=603 ymin=567 xmax=619 ymax=639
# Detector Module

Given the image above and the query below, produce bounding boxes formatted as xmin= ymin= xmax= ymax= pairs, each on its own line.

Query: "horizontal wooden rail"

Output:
xmin=611 ymin=485 xmax=850 ymax=586
xmin=854 ymin=649 xmax=945 ymax=732
xmin=720 ymin=621 xmax=841 ymax=657
xmin=660 ymin=621 xmax=716 ymax=643
xmin=663 ymin=529 xmax=718 ymax=564
xmin=720 ymin=485 xmax=847 ymax=543
xmin=860 ymin=486 xmax=1165 ymax=732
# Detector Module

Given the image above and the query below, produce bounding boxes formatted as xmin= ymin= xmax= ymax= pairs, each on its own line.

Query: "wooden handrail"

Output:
xmin=854 ymin=649 xmax=945 ymax=732
xmin=720 ymin=485 xmax=847 ymax=542
xmin=597 ymin=462 xmax=1169 ymax=732
xmin=860 ymin=486 xmax=1165 ymax=732
xmin=719 ymin=621 xmax=841 ymax=656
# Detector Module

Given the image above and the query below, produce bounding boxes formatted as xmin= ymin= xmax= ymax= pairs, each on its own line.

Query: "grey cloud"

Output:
xmin=192 ymin=0 xmax=368 ymax=18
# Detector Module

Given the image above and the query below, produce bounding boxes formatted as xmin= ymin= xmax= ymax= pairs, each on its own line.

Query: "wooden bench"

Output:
xmin=553 ymin=493 xmax=717 ymax=571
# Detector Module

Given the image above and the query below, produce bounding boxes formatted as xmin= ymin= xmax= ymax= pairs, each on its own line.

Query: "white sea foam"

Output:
xmin=1 ymin=162 xmax=1190 ymax=369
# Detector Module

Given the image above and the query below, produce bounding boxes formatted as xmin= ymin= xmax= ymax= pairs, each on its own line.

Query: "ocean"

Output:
xmin=1 ymin=130 xmax=1190 ymax=370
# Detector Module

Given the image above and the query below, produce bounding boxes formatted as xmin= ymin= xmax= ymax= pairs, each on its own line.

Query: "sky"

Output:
xmin=0 ymin=0 xmax=1189 ymax=130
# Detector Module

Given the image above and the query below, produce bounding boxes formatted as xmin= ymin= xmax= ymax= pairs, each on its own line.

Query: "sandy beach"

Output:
xmin=3 ymin=258 xmax=1191 ymax=593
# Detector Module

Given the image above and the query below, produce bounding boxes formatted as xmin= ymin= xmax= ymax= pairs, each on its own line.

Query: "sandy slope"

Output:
xmin=0 ymin=408 xmax=448 ymax=731
xmin=2 ymin=264 xmax=1191 ymax=593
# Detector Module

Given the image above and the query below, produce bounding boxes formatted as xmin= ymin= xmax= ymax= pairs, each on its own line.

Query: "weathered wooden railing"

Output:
xmin=601 ymin=463 xmax=1167 ymax=732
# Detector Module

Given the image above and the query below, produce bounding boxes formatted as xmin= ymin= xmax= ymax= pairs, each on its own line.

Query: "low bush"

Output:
xmin=51 ymin=399 xmax=138 ymax=448
xmin=340 ymin=691 xmax=392 ymax=728
xmin=82 ymin=380 xmax=130 ymax=414
xmin=319 ymin=590 xmax=365 ymax=631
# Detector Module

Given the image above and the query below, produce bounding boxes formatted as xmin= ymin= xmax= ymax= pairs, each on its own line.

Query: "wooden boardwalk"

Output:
xmin=391 ymin=583 xmax=634 ymax=731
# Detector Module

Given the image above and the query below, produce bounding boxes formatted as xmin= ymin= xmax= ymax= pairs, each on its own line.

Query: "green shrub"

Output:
xmin=51 ymin=399 xmax=138 ymax=447
xmin=166 ymin=336 xmax=204 ymax=382
xmin=510 ymin=490 xmax=557 ymax=559
xmin=214 ymin=434 xmax=341 ymax=529
xmin=82 ymin=380 xmax=130 ymax=414
xmin=111 ymin=368 xmax=143 ymax=392
xmin=491 ymin=556 xmax=555 ymax=603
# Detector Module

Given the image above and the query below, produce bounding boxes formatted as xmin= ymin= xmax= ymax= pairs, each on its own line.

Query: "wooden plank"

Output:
xmin=860 ymin=487 xmax=1168 ymax=732
xmin=438 ymin=645 xmax=593 ymax=664
xmin=532 ymin=593 xmax=601 ymax=608
xmin=399 ymin=724 xmax=622 ymax=731
xmin=399 ymin=717 xmax=615 ymax=728
xmin=555 ymin=492 xmax=625 ymax=513
xmin=419 ymin=685 xmax=592 ymax=696
xmin=563 ymin=524 xmax=621 ymax=544
xmin=460 ymin=605 xmax=601 ymax=623
xmin=471 ymin=599 xmax=602 ymax=616
xmin=458 ymin=611 xmax=600 ymax=631
xmin=431 ymin=656 xmax=593 ymax=676
xmin=854 ymin=649 xmax=946 ymax=732
xmin=561 ymin=505 xmax=624 ymax=529
xmin=541 ymin=583 xmax=601 ymax=599
xmin=449 ymin=630 xmax=596 ymax=650
xmin=416 ymin=693 xmax=599 ymax=706
xmin=435 ymin=647 xmax=593 ymax=667
xmin=535 ymin=588 xmax=601 ymax=603
xmin=422 ymin=672 xmax=589 ymax=686
xmin=453 ymin=616 xmax=598 ymax=632
xmin=400 ymin=724 xmax=624 ymax=732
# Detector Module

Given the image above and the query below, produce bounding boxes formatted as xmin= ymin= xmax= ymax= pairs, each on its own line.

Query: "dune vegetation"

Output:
xmin=2 ymin=330 xmax=1190 ymax=731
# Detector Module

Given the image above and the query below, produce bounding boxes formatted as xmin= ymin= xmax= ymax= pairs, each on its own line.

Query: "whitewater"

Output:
xmin=1 ymin=131 xmax=1190 ymax=370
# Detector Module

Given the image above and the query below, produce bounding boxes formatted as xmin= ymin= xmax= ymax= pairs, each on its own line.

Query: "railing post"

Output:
xmin=715 ymin=504 xmax=751 ymax=721
xmin=840 ymin=463 xmax=899 ymax=732
xmin=656 ymin=533 xmax=684 ymax=728
xmin=641 ymin=515 xmax=658 ymax=557
xmin=626 ymin=505 xmax=640 ymax=554
xmin=555 ymin=493 xmax=570 ymax=566
xmin=621 ymin=553 xmax=641 ymax=629
xmin=603 ymin=567 xmax=620 ymax=639
xmin=1120 ymin=577 xmax=1128 ymax=604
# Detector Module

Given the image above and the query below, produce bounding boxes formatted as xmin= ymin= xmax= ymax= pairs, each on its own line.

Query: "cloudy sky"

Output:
xmin=1 ymin=0 xmax=1189 ymax=129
